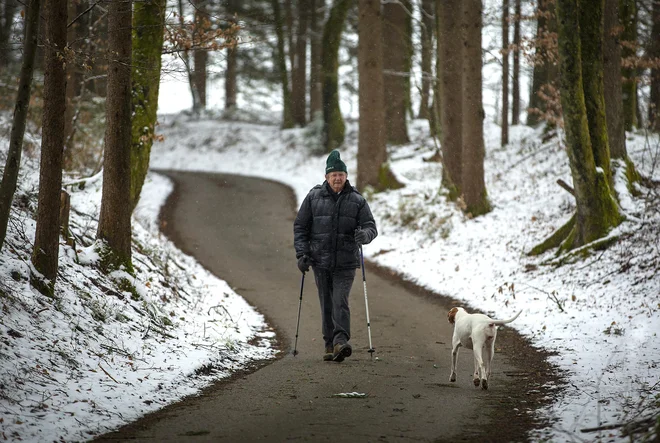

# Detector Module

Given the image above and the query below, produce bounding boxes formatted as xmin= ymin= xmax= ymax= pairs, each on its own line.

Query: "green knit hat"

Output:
xmin=325 ymin=150 xmax=347 ymax=174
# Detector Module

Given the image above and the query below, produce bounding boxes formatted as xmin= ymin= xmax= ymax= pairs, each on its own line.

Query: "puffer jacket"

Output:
xmin=294 ymin=180 xmax=377 ymax=270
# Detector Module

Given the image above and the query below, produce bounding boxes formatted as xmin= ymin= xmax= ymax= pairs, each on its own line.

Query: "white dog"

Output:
xmin=447 ymin=307 xmax=521 ymax=390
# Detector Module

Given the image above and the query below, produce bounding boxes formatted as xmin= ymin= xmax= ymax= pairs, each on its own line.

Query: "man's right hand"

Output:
xmin=297 ymin=255 xmax=311 ymax=273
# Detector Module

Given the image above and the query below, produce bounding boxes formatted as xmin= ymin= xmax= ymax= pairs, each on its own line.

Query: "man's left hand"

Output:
xmin=355 ymin=230 xmax=368 ymax=246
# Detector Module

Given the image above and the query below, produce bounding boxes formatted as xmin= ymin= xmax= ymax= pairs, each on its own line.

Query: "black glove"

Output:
xmin=355 ymin=229 xmax=369 ymax=246
xmin=297 ymin=255 xmax=311 ymax=273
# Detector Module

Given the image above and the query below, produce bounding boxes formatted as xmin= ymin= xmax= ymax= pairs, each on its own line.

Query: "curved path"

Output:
xmin=97 ymin=171 xmax=556 ymax=442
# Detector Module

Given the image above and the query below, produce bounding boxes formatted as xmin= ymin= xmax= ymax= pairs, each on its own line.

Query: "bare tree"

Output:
xmin=225 ymin=0 xmax=239 ymax=112
xmin=383 ymin=0 xmax=412 ymax=144
xmin=292 ymin=0 xmax=309 ymax=126
xmin=620 ymin=0 xmax=637 ymax=131
xmin=437 ymin=0 xmax=463 ymax=199
xmin=532 ymin=0 xmax=621 ymax=255
xmin=357 ymin=0 xmax=401 ymax=191
xmin=272 ymin=0 xmax=295 ymax=128
xmin=501 ymin=0 xmax=510 ymax=146
xmin=527 ymin=0 xmax=558 ymax=127
xmin=417 ymin=0 xmax=434 ymax=120
xmin=512 ymin=0 xmax=521 ymax=124
xmin=0 ymin=0 xmax=20 ymax=67
xmin=321 ymin=0 xmax=352 ymax=151
xmin=193 ymin=0 xmax=208 ymax=110
xmin=461 ymin=0 xmax=490 ymax=216
xmin=31 ymin=0 xmax=67 ymax=294
xmin=309 ymin=0 xmax=325 ymax=121
xmin=97 ymin=0 xmax=133 ymax=270
xmin=0 ymin=0 xmax=41 ymax=251
xmin=130 ymin=0 xmax=167 ymax=212
xmin=649 ymin=0 xmax=660 ymax=132
xmin=603 ymin=0 xmax=627 ymax=158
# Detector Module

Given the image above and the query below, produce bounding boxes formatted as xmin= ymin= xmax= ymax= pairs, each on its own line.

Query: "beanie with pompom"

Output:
xmin=325 ymin=150 xmax=347 ymax=174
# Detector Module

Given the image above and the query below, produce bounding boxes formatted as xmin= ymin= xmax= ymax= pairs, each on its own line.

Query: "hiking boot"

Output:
xmin=323 ymin=346 xmax=334 ymax=361
xmin=332 ymin=343 xmax=352 ymax=362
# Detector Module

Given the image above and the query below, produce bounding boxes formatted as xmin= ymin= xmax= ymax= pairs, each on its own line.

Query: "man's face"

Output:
xmin=326 ymin=171 xmax=347 ymax=193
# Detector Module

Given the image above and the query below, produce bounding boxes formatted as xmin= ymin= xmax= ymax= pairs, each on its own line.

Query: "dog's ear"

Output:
xmin=448 ymin=307 xmax=458 ymax=324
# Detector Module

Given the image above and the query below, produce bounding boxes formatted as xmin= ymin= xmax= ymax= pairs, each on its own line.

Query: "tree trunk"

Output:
xmin=31 ymin=0 xmax=67 ymax=294
xmin=501 ymin=0 xmax=509 ymax=147
xmin=63 ymin=0 xmax=85 ymax=169
xmin=382 ymin=0 xmax=412 ymax=144
xmin=292 ymin=0 xmax=309 ymax=127
xmin=649 ymin=0 xmax=660 ymax=132
xmin=357 ymin=0 xmax=401 ymax=192
xmin=0 ymin=1 xmax=19 ymax=67
xmin=193 ymin=0 xmax=208 ymax=110
xmin=321 ymin=0 xmax=352 ymax=151
xmin=417 ymin=0 xmax=434 ymax=120
xmin=620 ymin=0 xmax=637 ymax=131
xmin=130 ymin=0 xmax=167 ymax=213
xmin=603 ymin=0 xmax=627 ymax=158
xmin=512 ymin=0 xmax=521 ymax=125
xmin=461 ymin=0 xmax=490 ymax=216
xmin=97 ymin=0 xmax=133 ymax=270
xmin=225 ymin=0 xmax=239 ymax=112
xmin=309 ymin=0 xmax=324 ymax=122
xmin=578 ymin=0 xmax=612 ymax=187
xmin=273 ymin=0 xmax=295 ymax=129
xmin=178 ymin=0 xmax=199 ymax=112
xmin=0 ymin=0 xmax=41 ymax=252
xmin=285 ymin=0 xmax=295 ymax=80
xmin=554 ymin=0 xmax=621 ymax=250
xmin=437 ymin=0 xmax=462 ymax=199
xmin=527 ymin=0 xmax=557 ymax=126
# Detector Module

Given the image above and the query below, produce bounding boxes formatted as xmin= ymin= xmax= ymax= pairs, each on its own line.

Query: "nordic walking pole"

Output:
xmin=292 ymin=272 xmax=305 ymax=356
xmin=359 ymin=244 xmax=376 ymax=358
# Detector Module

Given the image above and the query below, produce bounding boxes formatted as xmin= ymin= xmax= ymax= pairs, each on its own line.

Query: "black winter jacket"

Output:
xmin=294 ymin=180 xmax=377 ymax=270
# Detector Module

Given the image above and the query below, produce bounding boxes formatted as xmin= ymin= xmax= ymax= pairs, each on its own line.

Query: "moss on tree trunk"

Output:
xmin=130 ymin=0 xmax=166 ymax=212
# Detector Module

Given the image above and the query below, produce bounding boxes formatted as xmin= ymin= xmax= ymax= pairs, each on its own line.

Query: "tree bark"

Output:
xmin=178 ymin=0 xmax=199 ymax=112
xmin=578 ymin=0 xmax=612 ymax=187
xmin=382 ymin=0 xmax=412 ymax=144
xmin=97 ymin=0 xmax=133 ymax=270
xmin=501 ymin=0 xmax=509 ymax=147
xmin=357 ymin=0 xmax=401 ymax=192
xmin=649 ymin=0 xmax=660 ymax=132
xmin=31 ymin=0 xmax=67 ymax=293
xmin=285 ymin=0 xmax=295 ymax=81
xmin=130 ymin=0 xmax=167 ymax=213
xmin=603 ymin=0 xmax=627 ymax=158
xmin=461 ymin=0 xmax=490 ymax=216
xmin=512 ymin=0 xmax=521 ymax=125
xmin=417 ymin=0 xmax=434 ymax=120
xmin=273 ymin=0 xmax=295 ymax=128
xmin=193 ymin=0 xmax=208 ymax=110
xmin=527 ymin=0 xmax=558 ymax=126
xmin=225 ymin=0 xmax=239 ymax=112
xmin=63 ymin=0 xmax=85 ymax=169
xmin=620 ymin=0 xmax=637 ymax=131
xmin=321 ymin=0 xmax=352 ymax=151
xmin=292 ymin=0 xmax=309 ymax=127
xmin=0 ymin=0 xmax=19 ymax=67
xmin=437 ymin=0 xmax=462 ymax=198
xmin=309 ymin=0 xmax=324 ymax=121
xmin=555 ymin=0 xmax=621 ymax=250
xmin=0 ymin=0 xmax=41 ymax=252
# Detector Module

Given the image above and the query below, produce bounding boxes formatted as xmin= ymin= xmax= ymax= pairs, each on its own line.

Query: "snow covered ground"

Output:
xmin=1 ymin=113 xmax=659 ymax=442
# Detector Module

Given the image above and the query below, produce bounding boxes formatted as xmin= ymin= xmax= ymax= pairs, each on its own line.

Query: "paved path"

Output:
xmin=97 ymin=171 xmax=556 ymax=442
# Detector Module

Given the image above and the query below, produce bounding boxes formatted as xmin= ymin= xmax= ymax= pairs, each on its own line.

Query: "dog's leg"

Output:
xmin=450 ymin=341 xmax=461 ymax=382
xmin=481 ymin=333 xmax=496 ymax=390
xmin=473 ymin=341 xmax=490 ymax=389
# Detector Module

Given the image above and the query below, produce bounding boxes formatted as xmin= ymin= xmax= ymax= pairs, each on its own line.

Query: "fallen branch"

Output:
xmin=98 ymin=364 xmax=119 ymax=383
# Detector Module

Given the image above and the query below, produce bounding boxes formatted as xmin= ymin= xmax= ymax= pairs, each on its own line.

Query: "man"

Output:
xmin=293 ymin=150 xmax=378 ymax=362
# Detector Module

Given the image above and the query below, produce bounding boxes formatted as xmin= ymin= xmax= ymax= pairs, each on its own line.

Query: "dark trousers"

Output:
xmin=312 ymin=267 xmax=356 ymax=348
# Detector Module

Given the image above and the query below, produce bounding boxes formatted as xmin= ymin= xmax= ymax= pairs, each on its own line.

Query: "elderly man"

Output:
xmin=293 ymin=150 xmax=378 ymax=362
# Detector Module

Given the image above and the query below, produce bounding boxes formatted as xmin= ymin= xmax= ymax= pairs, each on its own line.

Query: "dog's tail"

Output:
xmin=490 ymin=310 xmax=522 ymax=326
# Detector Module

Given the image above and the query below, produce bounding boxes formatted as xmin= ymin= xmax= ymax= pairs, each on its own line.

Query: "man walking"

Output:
xmin=293 ymin=150 xmax=378 ymax=362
